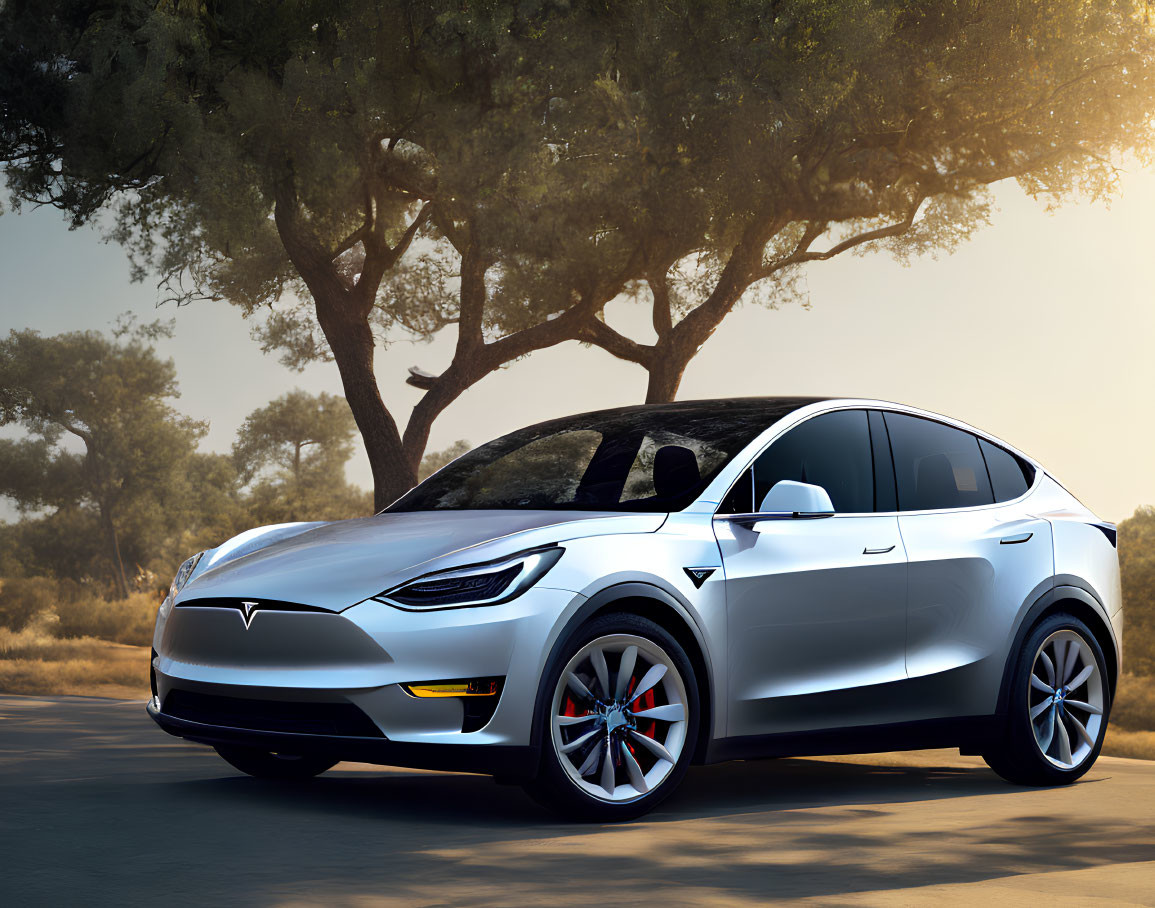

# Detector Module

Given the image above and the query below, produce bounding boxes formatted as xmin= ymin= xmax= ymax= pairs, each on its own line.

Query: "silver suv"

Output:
xmin=149 ymin=398 xmax=1121 ymax=820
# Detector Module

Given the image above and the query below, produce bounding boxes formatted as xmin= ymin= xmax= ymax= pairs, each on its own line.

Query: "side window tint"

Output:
xmin=883 ymin=413 xmax=994 ymax=511
xmin=980 ymin=438 xmax=1034 ymax=503
xmin=719 ymin=468 xmax=754 ymax=513
xmin=751 ymin=410 xmax=873 ymax=513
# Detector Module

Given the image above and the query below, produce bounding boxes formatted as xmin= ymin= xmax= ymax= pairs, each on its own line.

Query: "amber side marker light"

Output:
xmin=402 ymin=678 xmax=501 ymax=698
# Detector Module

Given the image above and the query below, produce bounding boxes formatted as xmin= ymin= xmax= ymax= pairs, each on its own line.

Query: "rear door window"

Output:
xmin=883 ymin=412 xmax=994 ymax=511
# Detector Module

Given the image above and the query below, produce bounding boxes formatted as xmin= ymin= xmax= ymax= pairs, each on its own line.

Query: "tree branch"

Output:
xmin=780 ymin=201 xmax=924 ymax=268
xmin=331 ymin=223 xmax=369 ymax=261
xmin=649 ymin=271 xmax=673 ymax=338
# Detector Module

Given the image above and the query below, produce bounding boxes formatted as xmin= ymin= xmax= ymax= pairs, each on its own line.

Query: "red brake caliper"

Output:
xmin=625 ymin=678 xmax=658 ymax=756
xmin=636 ymin=687 xmax=657 ymax=739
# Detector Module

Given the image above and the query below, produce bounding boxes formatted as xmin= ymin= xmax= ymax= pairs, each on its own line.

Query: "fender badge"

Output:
xmin=683 ymin=567 xmax=716 ymax=589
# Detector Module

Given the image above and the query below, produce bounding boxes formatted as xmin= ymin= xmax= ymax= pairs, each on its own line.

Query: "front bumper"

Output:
xmin=152 ymin=585 xmax=583 ymax=756
xmin=146 ymin=697 xmax=538 ymax=777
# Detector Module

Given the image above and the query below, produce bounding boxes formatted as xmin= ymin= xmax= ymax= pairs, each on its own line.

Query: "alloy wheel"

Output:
xmin=1028 ymin=629 xmax=1105 ymax=770
xmin=549 ymin=633 xmax=689 ymax=803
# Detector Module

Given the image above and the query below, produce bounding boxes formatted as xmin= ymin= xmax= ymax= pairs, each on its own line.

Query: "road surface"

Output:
xmin=2 ymin=694 xmax=1154 ymax=906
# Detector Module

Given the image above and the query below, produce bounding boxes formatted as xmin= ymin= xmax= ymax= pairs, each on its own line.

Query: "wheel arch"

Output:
xmin=530 ymin=582 xmax=716 ymax=764
xmin=996 ymin=585 xmax=1120 ymax=717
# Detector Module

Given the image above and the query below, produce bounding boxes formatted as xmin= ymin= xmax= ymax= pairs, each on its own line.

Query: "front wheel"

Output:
xmin=214 ymin=744 xmax=337 ymax=780
xmin=983 ymin=613 xmax=1110 ymax=786
xmin=525 ymin=612 xmax=699 ymax=821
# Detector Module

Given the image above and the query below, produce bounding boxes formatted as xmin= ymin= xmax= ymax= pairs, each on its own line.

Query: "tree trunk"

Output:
xmin=275 ymin=185 xmax=419 ymax=512
xmin=644 ymin=352 xmax=689 ymax=403
xmin=100 ymin=505 xmax=129 ymax=599
xmin=313 ymin=294 xmax=416 ymax=511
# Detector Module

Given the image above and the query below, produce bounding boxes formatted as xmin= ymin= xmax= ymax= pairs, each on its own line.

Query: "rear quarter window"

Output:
xmin=979 ymin=438 xmax=1035 ymax=503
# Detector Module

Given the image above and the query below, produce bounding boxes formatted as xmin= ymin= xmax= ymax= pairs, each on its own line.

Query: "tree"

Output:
xmin=418 ymin=439 xmax=471 ymax=482
xmin=237 ymin=0 xmax=1155 ymax=409
xmin=494 ymin=0 xmax=1155 ymax=402
xmin=0 ymin=0 xmax=631 ymax=509
xmin=1119 ymin=507 xmax=1155 ymax=677
xmin=3 ymin=0 xmax=1153 ymax=506
xmin=234 ymin=390 xmax=356 ymax=486
xmin=0 ymin=323 xmax=206 ymax=597
xmin=234 ymin=390 xmax=371 ymax=523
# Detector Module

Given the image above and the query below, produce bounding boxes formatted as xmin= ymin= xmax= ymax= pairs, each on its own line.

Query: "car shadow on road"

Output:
xmin=171 ymin=750 xmax=1018 ymax=827
xmin=147 ymin=755 xmax=1153 ymax=906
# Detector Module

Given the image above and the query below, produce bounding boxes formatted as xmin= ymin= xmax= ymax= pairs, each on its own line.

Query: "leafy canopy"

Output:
xmin=3 ymin=0 xmax=1154 ymax=493
xmin=0 ymin=322 xmax=207 ymax=595
xmin=233 ymin=389 xmax=371 ymax=523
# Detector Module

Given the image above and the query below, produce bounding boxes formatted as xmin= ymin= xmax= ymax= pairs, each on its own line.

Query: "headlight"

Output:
xmin=169 ymin=552 xmax=204 ymax=601
xmin=375 ymin=546 xmax=564 ymax=610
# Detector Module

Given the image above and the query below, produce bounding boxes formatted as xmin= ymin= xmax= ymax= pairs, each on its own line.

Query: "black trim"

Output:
xmin=867 ymin=409 xmax=898 ymax=512
xmin=1090 ymin=523 xmax=1118 ymax=548
xmin=147 ymin=699 xmax=538 ymax=778
xmin=462 ymin=678 xmax=505 ymax=733
xmin=149 ymin=649 xmax=158 ymax=700
xmin=707 ymin=716 xmax=999 ymax=763
xmin=161 ymin=689 xmax=385 ymax=738
xmin=176 ymin=597 xmax=335 ymax=615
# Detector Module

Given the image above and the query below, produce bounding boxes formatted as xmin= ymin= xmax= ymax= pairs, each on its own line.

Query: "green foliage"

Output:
xmin=234 ymin=390 xmax=371 ymax=523
xmin=1119 ymin=506 xmax=1155 ymax=677
xmin=0 ymin=328 xmax=376 ymax=601
xmin=234 ymin=390 xmax=356 ymax=481
xmin=0 ymin=323 xmax=208 ymax=596
xmin=419 ymin=440 xmax=472 ymax=481
xmin=3 ymin=0 xmax=1154 ymax=499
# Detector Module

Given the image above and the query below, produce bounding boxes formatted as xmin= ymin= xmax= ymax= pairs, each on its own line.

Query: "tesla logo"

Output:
xmin=240 ymin=601 xmax=259 ymax=628
xmin=683 ymin=567 xmax=716 ymax=589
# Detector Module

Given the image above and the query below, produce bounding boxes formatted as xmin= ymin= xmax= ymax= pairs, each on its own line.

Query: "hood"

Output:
xmin=178 ymin=509 xmax=665 ymax=611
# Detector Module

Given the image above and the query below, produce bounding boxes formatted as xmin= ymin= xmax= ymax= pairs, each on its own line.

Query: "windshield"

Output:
xmin=387 ymin=398 xmax=824 ymax=513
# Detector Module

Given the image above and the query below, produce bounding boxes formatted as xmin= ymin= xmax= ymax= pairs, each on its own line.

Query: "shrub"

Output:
xmin=1112 ymin=673 xmax=1155 ymax=732
xmin=0 ymin=576 xmax=158 ymax=645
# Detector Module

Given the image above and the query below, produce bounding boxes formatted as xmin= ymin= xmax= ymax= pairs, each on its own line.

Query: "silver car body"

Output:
xmin=149 ymin=398 xmax=1122 ymax=773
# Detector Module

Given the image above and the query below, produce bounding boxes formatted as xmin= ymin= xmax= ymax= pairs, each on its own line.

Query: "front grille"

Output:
xmin=162 ymin=690 xmax=384 ymax=738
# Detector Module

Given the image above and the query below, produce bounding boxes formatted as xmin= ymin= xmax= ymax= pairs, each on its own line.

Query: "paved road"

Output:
xmin=3 ymin=694 xmax=1155 ymax=907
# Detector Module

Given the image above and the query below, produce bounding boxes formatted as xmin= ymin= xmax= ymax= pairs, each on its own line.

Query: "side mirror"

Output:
xmin=757 ymin=480 xmax=835 ymax=517
xmin=714 ymin=480 xmax=836 ymax=530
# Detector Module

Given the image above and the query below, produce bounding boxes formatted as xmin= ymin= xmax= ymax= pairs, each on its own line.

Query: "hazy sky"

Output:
xmin=1 ymin=169 xmax=1152 ymax=522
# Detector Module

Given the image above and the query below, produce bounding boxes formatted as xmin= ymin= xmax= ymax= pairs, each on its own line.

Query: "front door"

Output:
xmin=716 ymin=409 xmax=910 ymax=737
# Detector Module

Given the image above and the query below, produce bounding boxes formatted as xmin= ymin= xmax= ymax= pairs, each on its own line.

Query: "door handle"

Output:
xmin=1000 ymin=532 xmax=1034 ymax=545
xmin=863 ymin=545 xmax=895 ymax=555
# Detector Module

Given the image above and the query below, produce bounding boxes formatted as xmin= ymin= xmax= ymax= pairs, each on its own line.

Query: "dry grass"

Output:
xmin=0 ymin=576 xmax=159 ymax=645
xmin=0 ymin=625 xmax=150 ymax=700
xmin=1111 ymin=672 xmax=1155 ymax=731
xmin=1101 ymin=726 xmax=1155 ymax=761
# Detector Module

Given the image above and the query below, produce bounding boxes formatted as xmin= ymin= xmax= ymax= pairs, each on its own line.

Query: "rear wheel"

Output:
xmin=525 ymin=612 xmax=699 ymax=821
xmin=214 ymin=744 xmax=337 ymax=780
xmin=983 ymin=613 xmax=1110 ymax=786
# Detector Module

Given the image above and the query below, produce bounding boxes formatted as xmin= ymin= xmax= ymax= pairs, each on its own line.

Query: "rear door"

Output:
xmin=717 ymin=409 xmax=909 ymax=737
xmin=883 ymin=412 xmax=1053 ymax=719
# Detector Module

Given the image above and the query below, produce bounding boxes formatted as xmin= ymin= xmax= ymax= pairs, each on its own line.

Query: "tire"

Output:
xmin=214 ymin=745 xmax=337 ymax=780
xmin=524 ymin=612 xmax=700 ymax=822
xmin=983 ymin=612 xmax=1111 ymax=786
